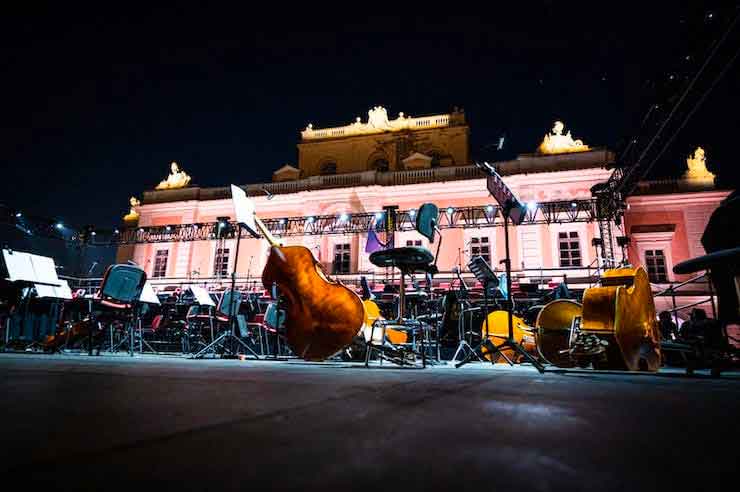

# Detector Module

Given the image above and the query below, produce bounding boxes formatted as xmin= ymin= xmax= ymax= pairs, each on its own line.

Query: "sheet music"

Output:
xmin=36 ymin=280 xmax=73 ymax=300
xmin=3 ymin=250 xmax=36 ymax=282
xmin=139 ymin=281 xmax=161 ymax=305
xmin=188 ymin=286 xmax=215 ymax=306
xmin=230 ymin=184 xmax=258 ymax=237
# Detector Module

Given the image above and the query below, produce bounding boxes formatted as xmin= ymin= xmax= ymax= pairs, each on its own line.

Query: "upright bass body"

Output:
xmin=262 ymin=245 xmax=365 ymax=361
xmin=581 ymin=266 xmax=661 ymax=371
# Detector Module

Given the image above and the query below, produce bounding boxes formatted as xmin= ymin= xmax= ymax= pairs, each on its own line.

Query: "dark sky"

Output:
xmin=2 ymin=3 xmax=738 ymax=235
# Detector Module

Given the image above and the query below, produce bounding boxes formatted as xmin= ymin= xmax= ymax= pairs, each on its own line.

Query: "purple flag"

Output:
xmin=365 ymin=229 xmax=387 ymax=253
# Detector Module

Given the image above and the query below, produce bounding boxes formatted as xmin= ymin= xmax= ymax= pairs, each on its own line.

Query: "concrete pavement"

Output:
xmin=1 ymin=353 xmax=738 ymax=491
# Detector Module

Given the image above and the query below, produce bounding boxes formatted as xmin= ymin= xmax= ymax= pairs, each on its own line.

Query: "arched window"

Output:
xmin=320 ymin=162 xmax=337 ymax=175
xmin=371 ymin=158 xmax=389 ymax=172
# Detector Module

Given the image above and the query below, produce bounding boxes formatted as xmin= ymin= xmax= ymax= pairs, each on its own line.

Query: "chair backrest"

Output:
xmin=99 ymin=264 xmax=146 ymax=304
xmin=217 ymin=289 xmax=241 ymax=317
xmin=415 ymin=203 xmax=438 ymax=242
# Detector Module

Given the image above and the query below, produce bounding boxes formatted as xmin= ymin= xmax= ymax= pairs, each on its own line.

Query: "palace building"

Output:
xmin=118 ymin=107 xmax=729 ymax=318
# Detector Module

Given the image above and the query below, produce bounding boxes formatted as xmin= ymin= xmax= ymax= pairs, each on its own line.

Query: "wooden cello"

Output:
xmin=252 ymin=216 xmax=365 ymax=361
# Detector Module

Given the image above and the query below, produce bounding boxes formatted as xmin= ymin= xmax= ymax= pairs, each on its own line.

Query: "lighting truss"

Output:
xmin=103 ymin=199 xmax=597 ymax=245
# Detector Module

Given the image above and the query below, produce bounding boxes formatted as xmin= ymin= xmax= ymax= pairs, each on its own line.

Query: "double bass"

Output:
xmin=252 ymin=216 xmax=365 ymax=361
xmin=535 ymin=266 xmax=661 ymax=371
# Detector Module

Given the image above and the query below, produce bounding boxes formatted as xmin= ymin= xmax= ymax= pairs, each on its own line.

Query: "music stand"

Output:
xmin=192 ymin=185 xmax=261 ymax=359
xmin=455 ymin=256 xmax=501 ymax=367
xmin=455 ymin=164 xmax=545 ymax=373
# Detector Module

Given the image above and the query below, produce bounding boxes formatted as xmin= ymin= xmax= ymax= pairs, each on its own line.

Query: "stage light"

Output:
xmin=114 ymin=229 xmax=119 ymax=234
xmin=486 ymin=205 xmax=494 ymax=212
xmin=409 ymin=209 xmax=416 ymax=217
xmin=279 ymin=218 xmax=286 ymax=225
xmin=571 ymin=202 xmax=577 ymax=208
xmin=91 ymin=231 xmax=97 ymax=236
xmin=339 ymin=213 xmax=349 ymax=221
xmin=374 ymin=212 xmax=383 ymax=219
xmin=527 ymin=201 xmax=538 ymax=210
xmin=307 ymin=216 xmax=315 ymax=223
xmin=15 ymin=212 xmax=21 ymax=218
xmin=446 ymin=207 xmax=454 ymax=215
xmin=165 ymin=226 xmax=171 ymax=231
xmin=55 ymin=222 xmax=63 ymax=229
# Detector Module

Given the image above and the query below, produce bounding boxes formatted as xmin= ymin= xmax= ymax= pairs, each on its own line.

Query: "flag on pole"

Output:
xmin=365 ymin=229 xmax=387 ymax=253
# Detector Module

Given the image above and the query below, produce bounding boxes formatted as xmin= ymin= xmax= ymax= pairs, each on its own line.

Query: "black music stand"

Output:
xmin=192 ymin=185 xmax=262 ymax=360
xmin=454 ymin=256 xmax=501 ymax=368
xmin=456 ymin=163 xmax=545 ymax=373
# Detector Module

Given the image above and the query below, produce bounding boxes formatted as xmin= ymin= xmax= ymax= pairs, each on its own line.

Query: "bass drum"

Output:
xmin=535 ymin=299 xmax=582 ymax=367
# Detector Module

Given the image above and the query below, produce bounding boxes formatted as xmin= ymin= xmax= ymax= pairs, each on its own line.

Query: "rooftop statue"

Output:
xmin=155 ymin=161 xmax=191 ymax=190
xmin=537 ymin=121 xmax=590 ymax=154
xmin=684 ymin=147 xmax=716 ymax=182
xmin=123 ymin=196 xmax=140 ymax=222
xmin=367 ymin=106 xmax=392 ymax=130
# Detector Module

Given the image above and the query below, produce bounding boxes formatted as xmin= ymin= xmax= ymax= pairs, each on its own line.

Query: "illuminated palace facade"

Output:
xmin=119 ymin=107 xmax=729 ymax=316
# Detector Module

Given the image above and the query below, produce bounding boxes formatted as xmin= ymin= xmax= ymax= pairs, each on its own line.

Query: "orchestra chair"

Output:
xmin=90 ymin=264 xmax=147 ymax=356
xmin=367 ymin=203 xmax=441 ymax=367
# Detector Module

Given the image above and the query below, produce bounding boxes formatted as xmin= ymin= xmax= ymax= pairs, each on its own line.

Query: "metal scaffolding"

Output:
xmin=97 ymin=199 xmax=598 ymax=245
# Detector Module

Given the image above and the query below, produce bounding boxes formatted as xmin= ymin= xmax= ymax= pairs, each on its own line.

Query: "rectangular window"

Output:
xmin=470 ymin=236 xmax=491 ymax=265
xmin=153 ymin=249 xmax=169 ymax=278
xmin=645 ymin=249 xmax=668 ymax=283
xmin=332 ymin=243 xmax=351 ymax=274
xmin=558 ymin=231 xmax=582 ymax=267
xmin=213 ymin=248 xmax=230 ymax=277
xmin=405 ymin=240 xmax=422 ymax=247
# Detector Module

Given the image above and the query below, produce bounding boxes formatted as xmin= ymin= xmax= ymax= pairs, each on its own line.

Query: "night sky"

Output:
xmin=2 ymin=4 xmax=738 ymax=234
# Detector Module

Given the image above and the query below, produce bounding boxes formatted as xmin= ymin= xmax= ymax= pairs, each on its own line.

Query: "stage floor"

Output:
xmin=1 ymin=353 xmax=738 ymax=491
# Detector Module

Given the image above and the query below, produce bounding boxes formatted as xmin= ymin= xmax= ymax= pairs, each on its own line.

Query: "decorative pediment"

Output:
xmin=402 ymin=152 xmax=433 ymax=170
xmin=273 ymin=164 xmax=301 ymax=182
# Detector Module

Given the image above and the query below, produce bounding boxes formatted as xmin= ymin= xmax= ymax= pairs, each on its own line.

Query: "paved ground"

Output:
xmin=0 ymin=353 xmax=738 ymax=491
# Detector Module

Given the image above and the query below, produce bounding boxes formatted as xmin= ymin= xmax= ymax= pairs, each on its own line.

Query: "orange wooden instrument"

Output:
xmin=254 ymin=216 xmax=365 ymax=361
xmin=479 ymin=310 xmax=537 ymax=363
xmin=362 ymin=299 xmax=408 ymax=345
xmin=535 ymin=299 xmax=582 ymax=367
xmin=580 ymin=266 xmax=661 ymax=371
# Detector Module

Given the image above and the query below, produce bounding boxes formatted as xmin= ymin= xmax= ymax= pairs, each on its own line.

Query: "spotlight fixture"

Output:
xmin=374 ymin=212 xmax=383 ymax=219
xmin=409 ymin=209 xmax=417 ymax=217
xmin=527 ymin=201 xmax=538 ymax=210
xmin=15 ymin=212 xmax=21 ymax=218
xmin=486 ymin=205 xmax=494 ymax=212
xmin=571 ymin=202 xmax=577 ymax=208
xmin=307 ymin=216 xmax=315 ymax=223
xmin=279 ymin=219 xmax=286 ymax=225
xmin=339 ymin=213 xmax=349 ymax=221
xmin=446 ymin=207 xmax=454 ymax=215
xmin=55 ymin=222 xmax=64 ymax=229
xmin=165 ymin=226 xmax=171 ymax=231
xmin=91 ymin=231 xmax=97 ymax=236
xmin=114 ymin=229 xmax=120 ymax=234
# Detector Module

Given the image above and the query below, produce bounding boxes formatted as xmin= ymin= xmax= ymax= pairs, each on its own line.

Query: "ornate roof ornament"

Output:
xmin=301 ymin=107 xmax=452 ymax=140
xmin=123 ymin=196 xmax=140 ymax=222
xmin=684 ymin=147 xmax=716 ymax=184
xmin=155 ymin=161 xmax=192 ymax=190
xmin=537 ymin=121 xmax=590 ymax=155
